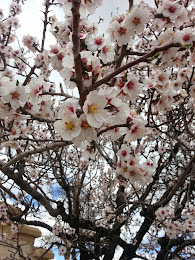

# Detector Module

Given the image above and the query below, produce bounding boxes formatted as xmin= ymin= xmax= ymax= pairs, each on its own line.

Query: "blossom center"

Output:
xmin=64 ymin=121 xmax=75 ymax=131
xmin=183 ymin=34 xmax=190 ymax=42
xmin=81 ymin=120 xmax=91 ymax=129
xmin=126 ymin=81 xmax=135 ymax=89
xmin=11 ymin=91 xmax=19 ymax=99
xmin=123 ymin=167 xmax=128 ymax=172
xmin=130 ymin=170 xmax=136 ymax=176
xmin=102 ymin=45 xmax=109 ymax=54
xmin=118 ymin=27 xmax=126 ymax=35
xmin=88 ymin=103 xmax=100 ymax=114
xmin=158 ymin=75 xmax=165 ymax=82
xmin=131 ymin=126 xmax=139 ymax=135
xmin=132 ymin=17 xmax=141 ymax=26
xmin=95 ymin=38 xmax=103 ymax=46
xmin=168 ymin=6 xmax=176 ymax=13
xmin=121 ymin=150 xmax=127 ymax=157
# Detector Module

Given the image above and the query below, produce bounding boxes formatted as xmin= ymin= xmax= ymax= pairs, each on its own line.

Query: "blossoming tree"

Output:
xmin=0 ymin=0 xmax=195 ymax=259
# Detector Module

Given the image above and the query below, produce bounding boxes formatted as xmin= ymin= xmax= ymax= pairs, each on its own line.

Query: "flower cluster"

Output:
xmin=116 ymin=144 xmax=153 ymax=186
xmin=155 ymin=205 xmax=195 ymax=239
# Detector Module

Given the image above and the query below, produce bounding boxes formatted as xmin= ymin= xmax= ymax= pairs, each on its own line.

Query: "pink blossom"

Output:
xmin=166 ymin=221 xmax=177 ymax=239
xmin=125 ymin=116 xmax=146 ymax=142
xmin=158 ymin=1 xmax=182 ymax=21
xmin=1 ymin=82 xmax=29 ymax=109
xmin=86 ymin=35 xmax=104 ymax=51
xmin=122 ymin=73 xmax=141 ymax=101
xmin=124 ymin=5 xmax=150 ymax=35
xmin=110 ymin=20 xmax=130 ymax=46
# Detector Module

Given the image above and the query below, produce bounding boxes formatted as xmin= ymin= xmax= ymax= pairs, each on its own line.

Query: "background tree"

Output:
xmin=0 ymin=0 xmax=194 ymax=259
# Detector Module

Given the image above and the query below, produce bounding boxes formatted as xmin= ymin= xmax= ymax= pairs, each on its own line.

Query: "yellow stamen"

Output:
xmin=65 ymin=121 xmax=75 ymax=131
xmin=88 ymin=103 xmax=100 ymax=114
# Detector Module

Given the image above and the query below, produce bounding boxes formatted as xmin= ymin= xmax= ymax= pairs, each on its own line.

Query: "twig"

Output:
xmin=41 ymin=0 xmax=51 ymax=52
xmin=88 ymin=42 xmax=182 ymax=92
xmin=1 ymin=141 xmax=70 ymax=170
xmin=42 ymin=91 xmax=74 ymax=99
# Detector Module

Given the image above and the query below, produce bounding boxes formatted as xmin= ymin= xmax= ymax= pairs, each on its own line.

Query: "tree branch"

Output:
xmin=88 ymin=42 xmax=181 ymax=92
xmin=71 ymin=0 xmax=86 ymax=107
xmin=1 ymin=141 xmax=70 ymax=170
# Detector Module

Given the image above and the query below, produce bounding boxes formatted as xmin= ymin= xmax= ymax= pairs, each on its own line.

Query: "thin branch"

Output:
xmin=36 ymin=243 xmax=54 ymax=260
xmin=128 ymin=0 xmax=134 ymax=10
xmin=22 ymin=65 xmax=37 ymax=86
xmin=92 ymin=141 xmax=116 ymax=169
xmin=153 ymin=154 xmax=195 ymax=209
xmin=184 ymin=0 xmax=190 ymax=8
xmin=170 ymin=239 xmax=195 ymax=258
xmin=42 ymin=91 xmax=74 ymax=99
xmin=1 ymin=141 xmax=70 ymax=170
xmin=0 ymin=52 xmax=7 ymax=71
xmin=181 ymin=105 xmax=195 ymax=138
xmin=41 ymin=0 xmax=50 ymax=52
xmin=88 ymin=42 xmax=182 ymax=92
xmin=20 ymin=107 xmax=55 ymax=123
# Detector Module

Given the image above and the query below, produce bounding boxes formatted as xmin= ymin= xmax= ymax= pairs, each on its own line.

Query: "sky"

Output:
xmin=0 ymin=0 xmax=153 ymax=259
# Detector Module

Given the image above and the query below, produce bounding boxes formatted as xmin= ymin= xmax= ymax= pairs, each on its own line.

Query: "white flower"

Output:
xmin=81 ymin=141 xmax=97 ymax=160
xmin=124 ymin=5 xmax=150 ymax=35
xmin=52 ymin=224 xmax=62 ymax=235
xmin=175 ymin=28 xmax=195 ymax=45
xmin=155 ymin=70 xmax=170 ymax=86
xmin=166 ymin=221 xmax=178 ymax=239
xmin=74 ymin=114 xmax=97 ymax=144
xmin=59 ymin=245 xmax=66 ymax=256
xmin=155 ymin=206 xmax=174 ymax=221
xmin=54 ymin=115 xmax=81 ymax=141
xmin=184 ymin=219 xmax=195 ymax=232
xmin=0 ymin=76 xmax=11 ymax=96
xmin=60 ymin=54 xmax=76 ymax=88
xmin=110 ymin=20 xmax=130 ymax=46
xmin=0 ymin=203 xmax=8 ymax=218
xmin=22 ymin=35 xmax=39 ymax=52
xmin=125 ymin=116 xmax=146 ymax=142
xmin=58 ymin=98 xmax=79 ymax=119
xmin=122 ymin=73 xmax=141 ymax=100
xmin=27 ymin=77 xmax=50 ymax=102
xmin=83 ymin=90 xmax=108 ymax=128
xmin=177 ymin=68 xmax=189 ymax=83
xmin=82 ymin=0 xmax=102 ymax=14
xmin=86 ymin=35 xmax=104 ymax=51
xmin=10 ymin=224 xmax=18 ymax=234
xmin=100 ymin=44 xmax=115 ymax=64
xmin=158 ymin=1 xmax=182 ymax=21
xmin=104 ymin=127 xmax=127 ymax=141
xmin=99 ymin=87 xmax=130 ymax=124
xmin=117 ymin=144 xmax=131 ymax=161
xmin=2 ymin=82 xmax=29 ymax=109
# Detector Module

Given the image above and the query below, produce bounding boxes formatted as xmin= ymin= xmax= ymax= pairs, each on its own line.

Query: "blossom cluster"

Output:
xmin=155 ymin=205 xmax=195 ymax=239
xmin=116 ymin=143 xmax=154 ymax=186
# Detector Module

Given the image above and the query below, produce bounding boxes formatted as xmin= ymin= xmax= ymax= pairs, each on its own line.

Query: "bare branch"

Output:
xmin=1 ymin=141 xmax=70 ymax=170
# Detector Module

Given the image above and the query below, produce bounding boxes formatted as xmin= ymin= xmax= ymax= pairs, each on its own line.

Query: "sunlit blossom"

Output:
xmin=83 ymin=90 xmax=108 ymax=128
